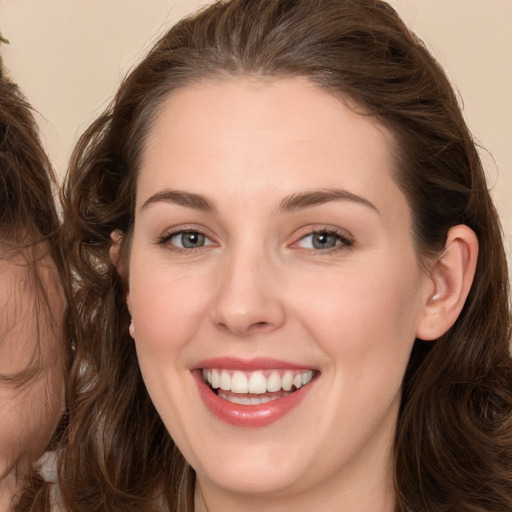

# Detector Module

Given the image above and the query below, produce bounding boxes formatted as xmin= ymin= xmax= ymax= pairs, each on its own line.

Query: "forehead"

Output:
xmin=137 ymin=77 xmax=403 ymax=217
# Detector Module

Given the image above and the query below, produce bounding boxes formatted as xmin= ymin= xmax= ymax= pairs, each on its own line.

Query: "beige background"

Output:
xmin=1 ymin=0 xmax=510 ymax=267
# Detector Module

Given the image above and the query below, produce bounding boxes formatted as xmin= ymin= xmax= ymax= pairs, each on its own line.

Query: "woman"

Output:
xmin=60 ymin=0 xmax=512 ymax=510
xmin=0 ymin=74 xmax=66 ymax=510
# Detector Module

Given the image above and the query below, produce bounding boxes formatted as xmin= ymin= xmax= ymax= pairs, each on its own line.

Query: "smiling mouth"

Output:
xmin=201 ymin=368 xmax=317 ymax=405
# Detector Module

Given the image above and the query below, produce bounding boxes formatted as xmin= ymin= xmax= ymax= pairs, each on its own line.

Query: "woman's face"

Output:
xmin=0 ymin=244 xmax=64 ymax=494
xmin=127 ymin=78 xmax=433 ymax=506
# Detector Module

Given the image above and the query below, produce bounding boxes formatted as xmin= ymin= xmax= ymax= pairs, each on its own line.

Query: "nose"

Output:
xmin=209 ymin=246 xmax=286 ymax=337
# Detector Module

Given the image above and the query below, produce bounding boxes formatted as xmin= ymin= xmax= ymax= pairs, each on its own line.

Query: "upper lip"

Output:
xmin=194 ymin=357 xmax=316 ymax=372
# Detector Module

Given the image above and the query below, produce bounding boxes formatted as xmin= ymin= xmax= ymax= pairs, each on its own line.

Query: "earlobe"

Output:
xmin=416 ymin=225 xmax=478 ymax=341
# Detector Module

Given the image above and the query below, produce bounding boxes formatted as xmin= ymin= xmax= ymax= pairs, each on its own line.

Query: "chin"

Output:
xmin=198 ymin=461 xmax=306 ymax=497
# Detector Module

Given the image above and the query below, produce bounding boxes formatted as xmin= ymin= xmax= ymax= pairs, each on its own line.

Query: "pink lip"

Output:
xmin=192 ymin=358 xmax=318 ymax=428
xmin=195 ymin=357 xmax=310 ymax=371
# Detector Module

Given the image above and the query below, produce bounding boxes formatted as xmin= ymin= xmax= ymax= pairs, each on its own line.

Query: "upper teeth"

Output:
xmin=202 ymin=369 xmax=314 ymax=394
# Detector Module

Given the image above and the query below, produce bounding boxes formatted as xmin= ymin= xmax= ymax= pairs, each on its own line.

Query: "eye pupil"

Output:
xmin=312 ymin=232 xmax=337 ymax=249
xmin=182 ymin=232 xmax=205 ymax=248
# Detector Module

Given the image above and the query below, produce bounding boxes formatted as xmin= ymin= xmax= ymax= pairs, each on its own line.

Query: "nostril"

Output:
xmin=248 ymin=321 xmax=270 ymax=332
xmin=215 ymin=320 xmax=271 ymax=335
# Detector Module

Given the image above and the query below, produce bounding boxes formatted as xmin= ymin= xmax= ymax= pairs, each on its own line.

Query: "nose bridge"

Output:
xmin=210 ymin=236 xmax=285 ymax=336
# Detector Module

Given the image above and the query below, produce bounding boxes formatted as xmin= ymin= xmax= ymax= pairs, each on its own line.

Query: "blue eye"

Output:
xmin=166 ymin=231 xmax=213 ymax=249
xmin=296 ymin=230 xmax=351 ymax=250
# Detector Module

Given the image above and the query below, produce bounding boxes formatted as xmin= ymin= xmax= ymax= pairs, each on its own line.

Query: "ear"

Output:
xmin=109 ymin=230 xmax=134 ymax=335
xmin=416 ymin=225 xmax=478 ymax=341
xmin=109 ymin=229 xmax=124 ymax=269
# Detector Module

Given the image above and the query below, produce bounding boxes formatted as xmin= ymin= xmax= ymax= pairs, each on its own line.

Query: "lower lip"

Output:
xmin=194 ymin=372 xmax=316 ymax=427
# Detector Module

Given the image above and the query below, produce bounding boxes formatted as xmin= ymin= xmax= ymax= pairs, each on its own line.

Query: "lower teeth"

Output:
xmin=217 ymin=390 xmax=291 ymax=405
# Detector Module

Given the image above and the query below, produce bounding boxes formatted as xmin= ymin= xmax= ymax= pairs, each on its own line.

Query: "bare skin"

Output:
xmin=124 ymin=77 xmax=477 ymax=512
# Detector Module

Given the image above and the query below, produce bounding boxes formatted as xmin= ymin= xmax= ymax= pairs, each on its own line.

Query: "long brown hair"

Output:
xmin=60 ymin=0 xmax=512 ymax=510
xmin=0 ymin=73 xmax=68 ymax=510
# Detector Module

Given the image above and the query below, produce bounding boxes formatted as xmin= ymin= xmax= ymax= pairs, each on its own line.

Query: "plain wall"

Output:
xmin=0 ymin=0 xmax=510 ymax=267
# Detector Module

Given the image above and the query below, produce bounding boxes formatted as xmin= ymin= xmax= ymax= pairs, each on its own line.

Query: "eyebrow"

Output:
xmin=278 ymin=188 xmax=379 ymax=215
xmin=140 ymin=190 xmax=217 ymax=213
xmin=140 ymin=187 xmax=379 ymax=215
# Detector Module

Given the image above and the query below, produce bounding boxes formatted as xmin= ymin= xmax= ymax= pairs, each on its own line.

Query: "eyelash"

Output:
xmin=156 ymin=228 xmax=216 ymax=253
xmin=156 ymin=227 xmax=354 ymax=254
xmin=293 ymin=228 xmax=354 ymax=254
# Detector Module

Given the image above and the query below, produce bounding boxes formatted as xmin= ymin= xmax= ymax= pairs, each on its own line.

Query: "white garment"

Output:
xmin=35 ymin=451 xmax=63 ymax=511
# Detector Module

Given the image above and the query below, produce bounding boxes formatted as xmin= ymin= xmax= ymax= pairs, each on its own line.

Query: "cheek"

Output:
xmin=279 ymin=259 xmax=423 ymax=470
xmin=131 ymin=274 xmax=208 ymax=348
xmin=128 ymin=255 xmax=214 ymax=385
xmin=0 ymin=375 xmax=63 ymax=473
xmin=290 ymin=257 xmax=423 ymax=381
xmin=127 ymin=261 xmax=214 ymax=449
xmin=0 ymin=393 xmax=24 ymax=472
xmin=0 ymin=255 xmax=65 ymax=473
